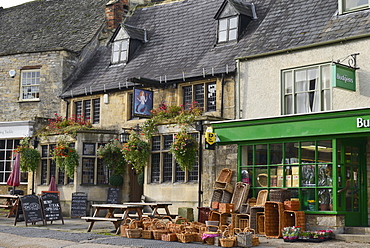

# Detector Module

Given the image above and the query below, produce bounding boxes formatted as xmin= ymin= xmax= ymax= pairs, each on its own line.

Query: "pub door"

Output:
xmin=337 ymin=139 xmax=367 ymax=226
xmin=129 ymin=169 xmax=143 ymax=202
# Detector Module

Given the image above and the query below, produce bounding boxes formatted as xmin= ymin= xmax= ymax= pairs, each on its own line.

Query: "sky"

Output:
xmin=0 ymin=0 xmax=32 ymax=8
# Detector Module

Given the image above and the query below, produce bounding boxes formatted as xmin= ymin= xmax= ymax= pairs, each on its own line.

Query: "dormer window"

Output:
xmin=110 ymin=24 xmax=147 ymax=65
xmin=339 ymin=0 xmax=369 ymax=13
xmin=218 ymin=16 xmax=238 ymax=43
xmin=112 ymin=39 xmax=128 ymax=64
xmin=215 ymin=0 xmax=256 ymax=44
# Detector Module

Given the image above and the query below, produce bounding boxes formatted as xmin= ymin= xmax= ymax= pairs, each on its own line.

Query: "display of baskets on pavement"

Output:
xmin=282 ymin=210 xmax=306 ymax=231
xmin=269 ymin=188 xmax=291 ymax=203
xmin=216 ymin=168 xmax=233 ymax=183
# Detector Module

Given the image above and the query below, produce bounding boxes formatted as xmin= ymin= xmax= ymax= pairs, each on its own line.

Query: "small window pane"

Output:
xmin=121 ymin=40 xmax=128 ymax=50
xmin=152 ymin=136 xmax=161 ymax=151
xmin=218 ymin=31 xmax=227 ymax=42
xmin=163 ymin=135 xmax=173 ymax=150
xmin=151 ymin=153 xmax=160 ymax=183
xmin=229 ymin=17 xmax=238 ymax=29
xmin=229 ymin=29 xmax=237 ymax=41
xmin=219 ymin=19 xmax=227 ymax=31
xmin=163 ymin=152 xmax=172 ymax=182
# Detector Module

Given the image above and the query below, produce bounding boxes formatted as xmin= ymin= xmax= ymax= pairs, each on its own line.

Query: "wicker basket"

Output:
xmin=211 ymin=189 xmax=223 ymax=207
xmin=230 ymin=182 xmax=250 ymax=213
xmin=212 ymin=201 xmax=220 ymax=209
xmin=214 ymin=182 xmax=234 ymax=194
xmin=217 ymin=168 xmax=233 ymax=183
xmin=219 ymin=238 xmax=234 ymax=247
xmin=142 ymin=230 xmax=153 ymax=239
xmin=257 ymin=173 xmax=268 ymax=187
xmin=243 ymin=228 xmax=259 ymax=247
xmin=236 ymin=231 xmax=253 ymax=248
xmin=119 ymin=218 xmax=132 ymax=237
xmin=257 ymin=212 xmax=265 ymax=235
xmin=264 ymin=201 xmax=284 ymax=238
xmin=269 ymin=188 xmax=291 ymax=203
xmin=221 ymin=190 xmax=233 ymax=203
xmin=126 ymin=228 xmax=142 ymax=239
xmin=219 ymin=203 xmax=234 ymax=213
xmin=282 ymin=210 xmax=306 ymax=231
xmin=161 ymin=233 xmax=178 ymax=241
xmin=176 ymin=232 xmax=195 ymax=243
xmin=284 ymin=200 xmax=300 ymax=210
xmin=153 ymin=230 xmax=168 ymax=240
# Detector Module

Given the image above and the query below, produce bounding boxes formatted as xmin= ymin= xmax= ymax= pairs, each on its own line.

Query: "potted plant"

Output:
xmin=51 ymin=135 xmax=79 ymax=178
xmin=169 ymin=130 xmax=198 ymax=171
xmin=318 ymin=189 xmax=331 ymax=210
xmin=122 ymin=131 xmax=150 ymax=175
xmin=282 ymin=226 xmax=300 ymax=242
xmin=15 ymin=137 xmax=41 ymax=173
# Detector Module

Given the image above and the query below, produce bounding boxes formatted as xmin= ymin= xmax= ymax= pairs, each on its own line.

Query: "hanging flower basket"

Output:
xmin=122 ymin=132 xmax=150 ymax=175
xmin=51 ymin=136 xmax=79 ymax=178
xmin=170 ymin=131 xmax=198 ymax=171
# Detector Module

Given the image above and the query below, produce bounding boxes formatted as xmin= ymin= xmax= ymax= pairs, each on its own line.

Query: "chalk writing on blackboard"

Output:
xmin=107 ymin=187 xmax=120 ymax=204
xmin=41 ymin=193 xmax=64 ymax=224
xmin=19 ymin=195 xmax=45 ymax=226
xmin=71 ymin=192 xmax=87 ymax=217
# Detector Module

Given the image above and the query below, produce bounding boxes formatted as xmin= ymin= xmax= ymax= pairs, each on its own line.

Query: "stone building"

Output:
xmin=50 ymin=0 xmax=257 ymax=216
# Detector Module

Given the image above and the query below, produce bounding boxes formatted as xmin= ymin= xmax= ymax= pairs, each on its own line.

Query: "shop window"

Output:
xmin=240 ymin=140 xmax=334 ymax=212
xmin=183 ymin=82 xmax=216 ymax=112
xmin=74 ymin=98 xmax=100 ymax=124
xmin=150 ymin=133 xmax=198 ymax=183
xmin=339 ymin=0 xmax=369 ymax=13
xmin=282 ymin=64 xmax=331 ymax=115
xmin=0 ymin=139 xmax=27 ymax=184
xmin=41 ymin=144 xmax=74 ymax=185
xmin=20 ymin=69 xmax=40 ymax=101
xmin=81 ymin=142 xmax=110 ymax=185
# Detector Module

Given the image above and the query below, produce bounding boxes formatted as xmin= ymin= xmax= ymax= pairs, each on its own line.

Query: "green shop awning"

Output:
xmin=212 ymin=108 xmax=370 ymax=144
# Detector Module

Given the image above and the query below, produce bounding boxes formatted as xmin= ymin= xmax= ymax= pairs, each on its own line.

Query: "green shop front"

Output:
xmin=212 ymin=108 xmax=370 ymax=228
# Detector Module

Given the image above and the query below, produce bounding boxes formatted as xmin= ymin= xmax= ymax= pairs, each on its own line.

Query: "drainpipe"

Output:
xmin=220 ymin=74 xmax=225 ymax=118
xmin=236 ymin=59 xmax=241 ymax=119
xmin=197 ymin=121 xmax=203 ymax=209
xmin=63 ymin=98 xmax=70 ymax=118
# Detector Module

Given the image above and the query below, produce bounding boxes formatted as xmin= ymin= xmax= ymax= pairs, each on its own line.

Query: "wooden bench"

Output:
xmin=0 ymin=204 xmax=13 ymax=209
xmin=81 ymin=217 xmax=122 ymax=232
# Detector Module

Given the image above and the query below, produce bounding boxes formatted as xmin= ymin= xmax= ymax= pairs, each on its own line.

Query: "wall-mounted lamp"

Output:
xmin=9 ymin=70 xmax=16 ymax=78
xmin=119 ymin=124 xmax=142 ymax=143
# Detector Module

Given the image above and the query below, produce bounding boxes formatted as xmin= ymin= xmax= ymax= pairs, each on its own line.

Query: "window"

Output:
xmin=240 ymin=140 xmax=333 ymax=212
xmin=0 ymin=139 xmax=28 ymax=184
xmin=341 ymin=0 xmax=369 ymax=12
xmin=20 ymin=69 xmax=40 ymax=100
xmin=282 ymin=64 xmax=331 ymax=115
xmin=150 ymin=134 xmax=198 ymax=183
xmin=81 ymin=143 xmax=110 ymax=184
xmin=41 ymin=144 xmax=73 ymax=185
xmin=74 ymin=98 xmax=100 ymax=124
xmin=112 ymin=39 xmax=129 ymax=64
xmin=218 ymin=16 xmax=238 ymax=43
xmin=183 ymin=82 xmax=216 ymax=112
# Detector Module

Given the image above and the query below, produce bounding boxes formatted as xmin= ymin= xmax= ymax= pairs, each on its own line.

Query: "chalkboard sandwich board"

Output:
xmin=71 ymin=192 xmax=87 ymax=218
xmin=107 ymin=187 xmax=120 ymax=204
xmin=41 ymin=193 xmax=64 ymax=224
xmin=16 ymin=195 xmax=45 ymax=226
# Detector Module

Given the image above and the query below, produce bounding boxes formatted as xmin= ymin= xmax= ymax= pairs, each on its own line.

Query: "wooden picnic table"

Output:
xmin=81 ymin=204 xmax=144 ymax=233
xmin=122 ymin=202 xmax=173 ymax=217
xmin=0 ymin=194 xmax=19 ymax=218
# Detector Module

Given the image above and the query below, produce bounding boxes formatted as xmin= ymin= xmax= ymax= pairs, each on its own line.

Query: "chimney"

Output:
xmin=106 ymin=0 xmax=129 ymax=31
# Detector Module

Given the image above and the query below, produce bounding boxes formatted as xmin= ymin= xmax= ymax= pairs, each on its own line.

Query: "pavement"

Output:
xmin=0 ymin=214 xmax=370 ymax=248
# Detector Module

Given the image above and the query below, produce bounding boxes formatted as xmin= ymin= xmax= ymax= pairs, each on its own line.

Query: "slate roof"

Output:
xmin=62 ymin=0 xmax=263 ymax=98
xmin=61 ymin=0 xmax=370 ymax=98
xmin=0 ymin=0 xmax=108 ymax=56
xmin=238 ymin=0 xmax=370 ymax=58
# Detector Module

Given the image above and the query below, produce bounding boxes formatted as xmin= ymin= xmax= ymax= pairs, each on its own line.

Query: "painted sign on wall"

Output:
xmin=332 ymin=63 xmax=356 ymax=91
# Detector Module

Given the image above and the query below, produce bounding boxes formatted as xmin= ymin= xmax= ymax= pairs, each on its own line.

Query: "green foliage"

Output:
xmin=137 ymin=172 xmax=144 ymax=185
xmin=109 ymin=174 xmax=124 ymax=186
xmin=170 ymin=131 xmax=198 ymax=171
xmin=51 ymin=135 xmax=79 ymax=178
xmin=97 ymin=139 xmax=126 ymax=175
xmin=122 ymin=132 xmax=150 ymax=175
xmin=15 ymin=137 xmax=41 ymax=172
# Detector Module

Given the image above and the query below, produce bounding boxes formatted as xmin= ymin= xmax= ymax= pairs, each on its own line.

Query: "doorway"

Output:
xmin=337 ymin=139 xmax=367 ymax=226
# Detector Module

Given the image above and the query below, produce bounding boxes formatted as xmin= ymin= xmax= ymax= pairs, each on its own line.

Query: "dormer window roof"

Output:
xmin=111 ymin=24 xmax=147 ymax=64
xmin=214 ymin=0 xmax=257 ymax=44
xmin=339 ymin=0 xmax=369 ymax=14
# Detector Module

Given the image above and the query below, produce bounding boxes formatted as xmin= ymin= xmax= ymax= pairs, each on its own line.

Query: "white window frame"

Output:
xmin=20 ymin=69 xmax=40 ymax=101
xmin=281 ymin=63 xmax=332 ymax=115
xmin=339 ymin=0 xmax=369 ymax=13
xmin=112 ymin=39 xmax=129 ymax=64
xmin=218 ymin=16 xmax=238 ymax=43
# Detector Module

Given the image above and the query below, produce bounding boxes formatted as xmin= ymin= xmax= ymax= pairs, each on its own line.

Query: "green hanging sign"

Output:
xmin=332 ymin=63 xmax=356 ymax=91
